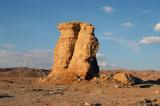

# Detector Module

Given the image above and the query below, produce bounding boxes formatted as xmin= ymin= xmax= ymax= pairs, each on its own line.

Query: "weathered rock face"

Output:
xmin=47 ymin=22 xmax=99 ymax=82
xmin=51 ymin=22 xmax=80 ymax=74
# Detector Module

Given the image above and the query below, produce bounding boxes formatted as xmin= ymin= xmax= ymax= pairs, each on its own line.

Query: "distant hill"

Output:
xmin=0 ymin=67 xmax=50 ymax=78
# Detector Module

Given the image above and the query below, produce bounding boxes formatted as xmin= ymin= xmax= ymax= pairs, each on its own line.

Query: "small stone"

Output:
xmin=115 ymin=84 xmax=120 ymax=88
xmin=84 ymin=102 xmax=91 ymax=106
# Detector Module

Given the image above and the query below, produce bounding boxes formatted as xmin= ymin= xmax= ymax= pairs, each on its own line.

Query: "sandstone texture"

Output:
xmin=46 ymin=22 xmax=99 ymax=83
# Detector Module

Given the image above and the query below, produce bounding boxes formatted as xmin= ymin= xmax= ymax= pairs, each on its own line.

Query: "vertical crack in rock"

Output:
xmin=52 ymin=22 xmax=80 ymax=72
xmin=67 ymin=23 xmax=81 ymax=68
xmin=44 ymin=21 xmax=99 ymax=83
xmin=68 ymin=23 xmax=99 ymax=80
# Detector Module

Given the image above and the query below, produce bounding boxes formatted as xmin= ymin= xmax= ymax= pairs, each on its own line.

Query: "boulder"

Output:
xmin=113 ymin=72 xmax=143 ymax=85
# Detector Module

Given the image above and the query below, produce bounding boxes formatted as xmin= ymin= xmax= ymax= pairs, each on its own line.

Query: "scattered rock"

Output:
xmin=91 ymin=103 xmax=102 ymax=106
xmin=83 ymin=102 xmax=102 ymax=106
xmin=0 ymin=93 xmax=14 ymax=99
xmin=114 ymin=84 xmax=121 ymax=88
xmin=99 ymin=74 xmax=110 ymax=80
xmin=31 ymin=88 xmax=66 ymax=96
xmin=84 ymin=102 xmax=91 ymax=106
xmin=137 ymin=98 xmax=160 ymax=106
xmin=32 ymin=88 xmax=44 ymax=92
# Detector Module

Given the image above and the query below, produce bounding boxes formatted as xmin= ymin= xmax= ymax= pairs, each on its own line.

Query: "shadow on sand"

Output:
xmin=135 ymin=78 xmax=160 ymax=88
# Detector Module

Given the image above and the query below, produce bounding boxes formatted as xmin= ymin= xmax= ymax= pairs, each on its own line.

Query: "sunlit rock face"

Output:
xmin=46 ymin=22 xmax=99 ymax=83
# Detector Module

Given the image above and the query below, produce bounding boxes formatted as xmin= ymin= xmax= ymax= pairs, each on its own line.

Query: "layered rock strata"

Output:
xmin=46 ymin=22 xmax=99 ymax=82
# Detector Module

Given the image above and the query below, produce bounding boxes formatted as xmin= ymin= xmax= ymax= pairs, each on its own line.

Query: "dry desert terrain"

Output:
xmin=0 ymin=67 xmax=160 ymax=106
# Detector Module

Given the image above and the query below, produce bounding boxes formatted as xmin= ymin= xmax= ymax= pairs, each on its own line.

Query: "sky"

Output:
xmin=0 ymin=0 xmax=160 ymax=70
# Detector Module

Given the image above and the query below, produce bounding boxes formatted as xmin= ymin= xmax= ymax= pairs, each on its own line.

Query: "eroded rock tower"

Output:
xmin=45 ymin=22 xmax=99 ymax=83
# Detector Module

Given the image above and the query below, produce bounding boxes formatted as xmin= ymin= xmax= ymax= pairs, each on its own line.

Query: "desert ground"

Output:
xmin=0 ymin=67 xmax=160 ymax=106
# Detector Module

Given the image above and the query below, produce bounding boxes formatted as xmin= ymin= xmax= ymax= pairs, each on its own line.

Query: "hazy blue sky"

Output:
xmin=0 ymin=0 xmax=160 ymax=70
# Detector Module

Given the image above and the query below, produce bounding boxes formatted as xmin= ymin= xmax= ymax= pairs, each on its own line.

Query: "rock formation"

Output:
xmin=45 ymin=22 xmax=99 ymax=83
xmin=113 ymin=72 xmax=143 ymax=85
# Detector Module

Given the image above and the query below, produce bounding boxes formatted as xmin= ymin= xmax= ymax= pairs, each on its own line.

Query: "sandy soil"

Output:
xmin=0 ymin=68 xmax=160 ymax=106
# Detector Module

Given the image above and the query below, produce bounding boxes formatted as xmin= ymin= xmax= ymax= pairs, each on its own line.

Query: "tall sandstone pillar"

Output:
xmin=47 ymin=22 xmax=99 ymax=83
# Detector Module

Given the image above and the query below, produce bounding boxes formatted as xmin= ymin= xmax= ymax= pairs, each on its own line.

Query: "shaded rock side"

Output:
xmin=47 ymin=22 xmax=99 ymax=82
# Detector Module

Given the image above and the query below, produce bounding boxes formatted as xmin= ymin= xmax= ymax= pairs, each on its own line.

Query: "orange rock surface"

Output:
xmin=45 ymin=22 xmax=99 ymax=83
